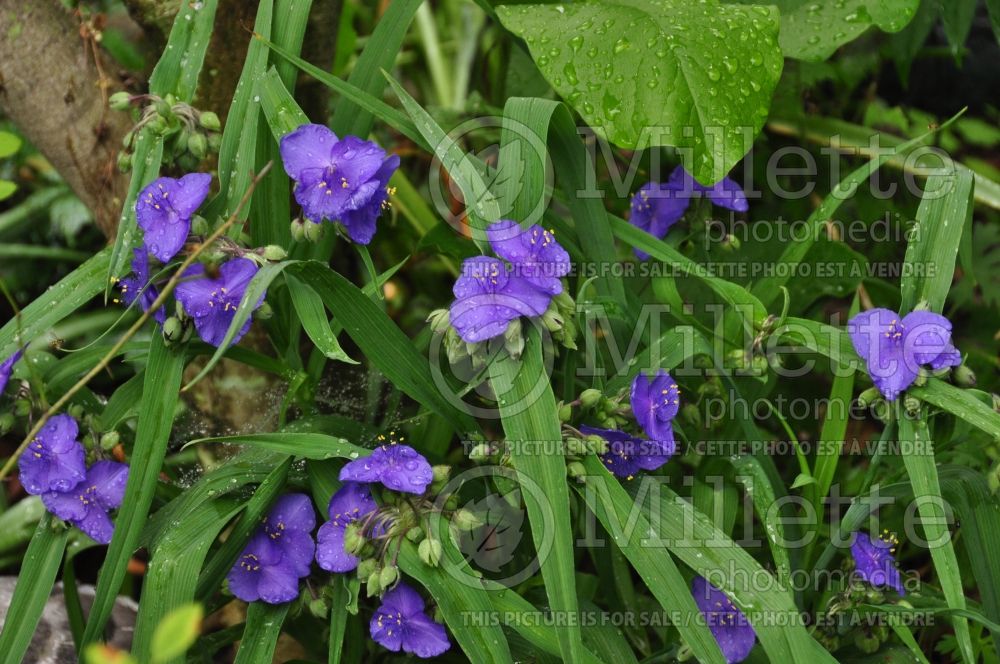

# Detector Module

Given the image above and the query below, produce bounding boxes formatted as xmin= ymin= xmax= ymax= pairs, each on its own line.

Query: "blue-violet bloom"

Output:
xmin=851 ymin=531 xmax=905 ymax=594
xmin=631 ymin=369 xmax=681 ymax=442
xmin=175 ymin=258 xmax=264 ymax=347
xmin=136 ymin=173 xmax=212 ymax=262
xmin=370 ymin=582 xmax=451 ymax=658
xmin=18 ymin=413 xmax=87 ymax=496
xmin=316 ymin=482 xmax=377 ymax=572
xmin=486 ymin=220 xmax=571 ymax=295
xmin=630 ymin=166 xmax=747 ymax=260
xmin=280 ymin=123 xmax=400 ymax=245
xmin=42 ymin=460 xmax=128 ymax=544
xmin=579 ymin=425 xmax=674 ymax=479
xmin=848 ymin=308 xmax=962 ymax=401
xmin=0 ymin=347 xmax=24 ymax=395
xmin=449 ymin=256 xmax=551 ymax=343
xmin=227 ymin=494 xmax=316 ymax=604
xmin=117 ymin=248 xmax=166 ymax=323
xmin=692 ymin=576 xmax=756 ymax=664
xmin=339 ymin=444 xmax=434 ymax=495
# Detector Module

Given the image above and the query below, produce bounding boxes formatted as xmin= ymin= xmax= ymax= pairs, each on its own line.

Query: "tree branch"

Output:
xmin=0 ymin=0 xmax=132 ymax=238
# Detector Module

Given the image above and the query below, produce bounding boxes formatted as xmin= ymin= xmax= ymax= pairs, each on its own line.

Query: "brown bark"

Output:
xmin=0 ymin=0 xmax=132 ymax=238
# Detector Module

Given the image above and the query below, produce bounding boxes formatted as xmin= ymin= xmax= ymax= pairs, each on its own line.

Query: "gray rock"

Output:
xmin=0 ymin=576 xmax=138 ymax=663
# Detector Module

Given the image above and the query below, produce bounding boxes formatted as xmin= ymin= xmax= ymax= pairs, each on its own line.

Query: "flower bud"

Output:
xmin=366 ymin=567 xmax=382 ymax=597
xmin=903 ymin=395 xmax=922 ymax=417
xmin=109 ymin=91 xmax=132 ymax=111
xmin=722 ymin=233 xmax=741 ymax=251
xmin=187 ymin=132 xmax=208 ymax=159
xmin=853 ymin=632 xmax=880 ymax=655
xmin=289 ymin=218 xmax=307 ymax=242
xmin=565 ymin=437 xmax=587 ymax=456
xmin=681 ymin=404 xmax=702 ymax=428
xmin=153 ymin=96 xmax=171 ymax=117
xmin=469 ymin=442 xmax=492 ymax=463
xmin=116 ymin=152 xmax=133 ymax=173
xmin=343 ymin=522 xmax=365 ymax=555
xmin=198 ymin=111 xmax=221 ymax=132
xmin=558 ymin=402 xmax=573 ymax=423
xmin=100 ymin=431 xmax=120 ymax=451
xmin=379 ymin=565 xmax=399 ymax=591
xmin=405 ymin=526 xmax=424 ymax=543
xmin=146 ymin=115 xmax=168 ymax=135
xmin=356 ymin=558 xmax=377 ymax=582
xmin=162 ymin=317 xmax=185 ymax=345
xmin=953 ymin=364 xmax=976 ymax=388
xmin=444 ymin=328 xmax=468 ymax=365
xmin=13 ymin=399 xmax=30 ymax=417
xmin=451 ymin=508 xmax=481 ymax=531
xmin=857 ymin=386 xmax=881 ymax=409
xmin=541 ymin=308 xmax=564 ymax=333
xmin=254 ymin=302 xmax=274 ymax=321
xmin=750 ymin=355 xmax=769 ymax=375
xmin=584 ymin=434 xmax=608 ymax=455
xmin=260 ymin=245 xmax=287 ymax=262
xmin=504 ymin=318 xmax=524 ymax=360
xmin=308 ymin=597 xmax=329 ymax=619
xmin=566 ymin=461 xmax=587 ymax=482
xmin=207 ymin=133 xmax=222 ymax=152
xmin=303 ymin=220 xmax=325 ymax=242
xmin=419 ymin=538 xmax=443 ymax=567
xmin=121 ymin=130 xmax=136 ymax=151
xmin=0 ymin=412 xmax=14 ymax=435
xmin=431 ymin=465 xmax=450 ymax=484
xmin=426 ymin=309 xmax=450 ymax=334
xmin=579 ymin=388 xmax=602 ymax=409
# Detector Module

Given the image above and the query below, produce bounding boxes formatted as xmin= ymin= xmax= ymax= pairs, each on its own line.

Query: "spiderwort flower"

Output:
xmin=370 ymin=582 xmax=450 ymax=658
xmin=579 ymin=425 xmax=675 ymax=478
xmin=136 ymin=173 xmax=212 ymax=262
xmin=18 ymin=414 xmax=87 ymax=495
xmin=279 ymin=123 xmax=400 ymax=244
xmin=116 ymin=248 xmax=165 ymax=323
xmin=41 ymin=460 xmax=128 ymax=544
xmin=0 ymin=347 xmax=24 ymax=395
xmin=848 ymin=308 xmax=962 ymax=401
xmin=339 ymin=444 xmax=434 ymax=495
xmin=449 ymin=256 xmax=551 ymax=343
xmin=227 ymin=493 xmax=317 ymax=604
xmin=629 ymin=166 xmax=747 ymax=260
xmin=486 ymin=220 xmax=571 ymax=295
xmin=175 ymin=258 xmax=263 ymax=347
xmin=691 ymin=576 xmax=756 ymax=664
xmin=316 ymin=482 xmax=377 ymax=572
xmin=631 ymin=369 xmax=681 ymax=442
xmin=851 ymin=531 xmax=905 ymax=594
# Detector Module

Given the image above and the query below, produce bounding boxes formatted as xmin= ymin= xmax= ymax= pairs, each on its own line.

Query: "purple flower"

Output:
xmin=0 ymin=347 xmax=24 ymax=395
xmin=42 ymin=460 xmax=128 ymax=544
xmin=175 ymin=258 xmax=264 ymax=347
xmin=117 ymin=249 xmax=165 ymax=324
xmin=136 ymin=173 xmax=212 ymax=262
xmin=851 ymin=531 xmax=905 ymax=594
xmin=227 ymin=493 xmax=316 ymax=604
xmin=486 ymin=220 xmax=571 ymax=295
xmin=370 ymin=582 xmax=450 ymax=658
xmin=280 ymin=124 xmax=399 ymax=245
xmin=316 ymin=482 xmax=377 ymax=573
xmin=692 ymin=576 xmax=756 ymax=664
xmin=339 ymin=444 xmax=434 ymax=495
xmin=848 ymin=308 xmax=962 ymax=401
xmin=579 ymin=425 xmax=675 ymax=478
xmin=18 ymin=414 xmax=87 ymax=495
xmin=630 ymin=166 xmax=747 ymax=260
xmin=631 ymin=370 xmax=681 ymax=442
xmin=449 ymin=256 xmax=551 ymax=343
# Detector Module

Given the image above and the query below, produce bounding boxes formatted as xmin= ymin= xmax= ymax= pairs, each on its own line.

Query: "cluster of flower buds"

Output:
xmin=110 ymin=91 xmax=222 ymax=172
xmin=559 ymin=386 xmax=631 ymax=429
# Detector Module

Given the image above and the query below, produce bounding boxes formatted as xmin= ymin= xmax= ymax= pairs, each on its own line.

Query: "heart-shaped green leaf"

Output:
xmin=496 ymin=0 xmax=783 ymax=184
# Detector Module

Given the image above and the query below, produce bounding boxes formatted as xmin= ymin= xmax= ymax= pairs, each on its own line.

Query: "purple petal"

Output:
xmin=315 ymin=522 xmax=359 ymax=572
xmin=579 ymin=426 xmax=644 ymax=478
xmin=278 ymin=528 xmax=316 ymax=577
xmin=847 ymin=308 xmax=896 ymax=364
xmin=136 ymin=174 xmax=210 ymax=262
xmin=901 ymin=311 xmax=956 ymax=367
xmin=382 ymin=582 xmax=427 ymax=616
xmin=255 ymin=562 xmax=302 ymax=604
xmin=280 ymin=124 xmax=338 ymax=180
xmin=72 ymin=506 xmax=116 ymax=545
xmin=327 ymin=482 xmax=377 ymax=523
xmin=18 ymin=414 xmax=86 ymax=495
xmin=631 ymin=370 xmax=680 ymax=440
xmin=692 ymin=576 xmax=756 ymax=664
xmin=170 ymin=173 xmax=213 ymax=217
xmin=42 ymin=488 xmax=88 ymax=522
xmin=267 ymin=493 xmax=316 ymax=533
xmin=370 ymin=606 xmax=406 ymax=652
xmin=86 ymin=460 xmax=129 ymax=510
xmin=0 ymin=347 xmax=24 ymax=394
xmin=175 ymin=264 xmax=215 ymax=318
xmin=401 ymin=612 xmax=451 ymax=658
xmin=632 ymin=429 xmax=676 ymax=472
xmin=851 ymin=532 xmax=905 ymax=594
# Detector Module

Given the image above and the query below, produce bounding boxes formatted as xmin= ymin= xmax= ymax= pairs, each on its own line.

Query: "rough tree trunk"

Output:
xmin=0 ymin=0 xmax=131 ymax=237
